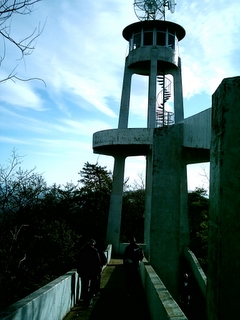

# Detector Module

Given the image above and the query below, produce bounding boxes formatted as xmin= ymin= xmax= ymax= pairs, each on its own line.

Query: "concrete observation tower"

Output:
xmin=93 ymin=0 xmax=188 ymax=298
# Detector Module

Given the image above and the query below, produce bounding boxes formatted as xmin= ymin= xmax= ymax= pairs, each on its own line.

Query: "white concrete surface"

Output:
xmin=183 ymin=108 xmax=211 ymax=149
xmin=0 ymin=245 xmax=112 ymax=320
xmin=140 ymin=262 xmax=187 ymax=320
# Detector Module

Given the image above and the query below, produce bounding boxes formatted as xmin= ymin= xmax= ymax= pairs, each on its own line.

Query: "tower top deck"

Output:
xmin=123 ymin=20 xmax=186 ymax=42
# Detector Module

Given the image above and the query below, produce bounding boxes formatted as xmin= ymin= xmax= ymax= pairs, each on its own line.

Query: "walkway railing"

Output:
xmin=0 ymin=245 xmax=112 ymax=320
xmin=140 ymin=262 xmax=187 ymax=320
xmin=0 ymin=270 xmax=80 ymax=320
xmin=0 ymin=245 xmax=205 ymax=320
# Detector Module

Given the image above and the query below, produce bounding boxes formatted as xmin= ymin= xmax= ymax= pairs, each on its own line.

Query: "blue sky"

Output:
xmin=1 ymin=0 xmax=240 ymax=190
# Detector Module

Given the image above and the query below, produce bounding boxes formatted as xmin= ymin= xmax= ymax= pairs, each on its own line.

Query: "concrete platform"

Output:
xmin=63 ymin=259 xmax=151 ymax=320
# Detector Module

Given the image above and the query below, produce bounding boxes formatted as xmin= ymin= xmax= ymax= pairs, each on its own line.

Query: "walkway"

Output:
xmin=64 ymin=259 xmax=151 ymax=320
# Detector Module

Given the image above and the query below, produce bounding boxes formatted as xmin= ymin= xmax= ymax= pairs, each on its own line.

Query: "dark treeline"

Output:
xmin=0 ymin=151 xmax=208 ymax=310
xmin=188 ymin=187 xmax=209 ymax=272
xmin=0 ymin=154 xmax=112 ymax=309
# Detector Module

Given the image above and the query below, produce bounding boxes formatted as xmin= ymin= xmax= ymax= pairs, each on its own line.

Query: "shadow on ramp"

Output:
xmin=89 ymin=261 xmax=151 ymax=320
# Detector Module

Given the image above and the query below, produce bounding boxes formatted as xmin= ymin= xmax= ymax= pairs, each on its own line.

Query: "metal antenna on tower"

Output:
xmin=134 ymin=0 xmax=176 ymax=21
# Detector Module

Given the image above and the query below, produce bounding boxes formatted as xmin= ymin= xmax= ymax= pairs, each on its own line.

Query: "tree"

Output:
xmin=188 ymin=187 xmax=209 ymax=271
xmin=121 ymin=188 xmax=145 ymax=242
xmin=0 ymin=149 xmax=46 ymax=236
xmin=0 ymin=157 xmax=109 ymax=309
xmin=0 ymin=153 xmax=210 ymax=311
xmin=77 ymin=162 xmax=113 ymax=243
xmin=78 ymin=162 xmax=112 ymax=193
xmin=0 ymin=149 xmax=50 ymax=309
xmin=0 ymin=0 xmax=43 ymax=83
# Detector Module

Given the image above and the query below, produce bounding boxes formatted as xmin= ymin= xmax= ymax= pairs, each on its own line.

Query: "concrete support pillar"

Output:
xmin=172 ymin=58 xmax=184 ymax=124
xmin=106 ymin=154 xmax=126 ymax=253
xmin=144 ymin=149 xmax=153 ymax=260
xmin=207 ymin=76 xmax=240 ymax=320
xmin=149 ymin=124 xmax=187 ymax=300
xmin=148 ymin=54 xmax=158 ymax=128
xmin=179 ymin=164 xmax=189 ymax=251
xmin=118 ymin=65 xmax=133 ymax=129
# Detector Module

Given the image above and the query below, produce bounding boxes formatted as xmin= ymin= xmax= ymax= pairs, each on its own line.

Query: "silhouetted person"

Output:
xmin=77 ymin=239 xmax=102 ymax=307
xmin=92 ymin=243 xmax=107 ymax=296
xmin=123 ymin=237 xmax=144 ymax=296
xmin=180 ymin=273 xmax=191 ymax=313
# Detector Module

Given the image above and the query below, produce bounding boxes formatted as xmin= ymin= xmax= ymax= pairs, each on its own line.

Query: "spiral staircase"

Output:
xmin=156 ymin=75 xmax=174 ymax=127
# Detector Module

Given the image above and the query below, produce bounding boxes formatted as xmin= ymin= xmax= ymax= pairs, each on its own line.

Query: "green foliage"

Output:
xmin=77 ymin=162 xmax=112 ymax=242
xmin=0 ymin=150 xmax=46 ymax=234
xmin=0 ymin=151 xmax=209 ymax=310
xmin=121 ymin=189 xmax=145 ymax=243
xmin=0 ymin=156 xmax=113 ymax=310
xmin=188 ymin=187 xmax=209 ymax=271
xmin=78 ymin=161 xmax=112 ymax=193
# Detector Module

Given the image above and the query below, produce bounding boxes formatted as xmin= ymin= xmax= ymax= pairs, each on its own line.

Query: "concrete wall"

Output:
xmin=149 ymin=124 xmax=188 ymax=300
xmin=139 ymin=249 xmax=207 ymax=320
xmin=183 ymin=108 xmax=211 ymax=149
xmin=126 ymin=46 xmax=179 ymax=70
xmin=0 ymin=244 xmax=207 ymax=320
xmin=93 ymin=128 xmax=153 ymax=157
xmin=0 ymin=271 xmax=81 ymax=320
xmin=184 ymin=248 xmax=207 ymax=299
xmin=93 ymin=128 xmax=153 ymax=149
xmin=0 ymin=245 xmax=112 ymax=320
xmin=207 ymin=76 xmax=240 ymax=319
xmin=105 ymin=244 xmax=112 ymax=264
xmin=140 ymin=262 xmax=187 ymax=320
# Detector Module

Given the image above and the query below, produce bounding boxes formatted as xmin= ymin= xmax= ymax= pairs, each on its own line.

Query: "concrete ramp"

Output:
xmin=64 ymin=259 xmax=151 ymax=320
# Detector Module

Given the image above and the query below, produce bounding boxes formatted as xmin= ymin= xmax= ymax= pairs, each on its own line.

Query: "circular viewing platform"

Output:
xmin=122 ymin=20 xmax=186 ymax=74
xmin=93 ymin=128 xmax=153 ymax=156
xmin=123 ymin=20 xmax=185 ymax=50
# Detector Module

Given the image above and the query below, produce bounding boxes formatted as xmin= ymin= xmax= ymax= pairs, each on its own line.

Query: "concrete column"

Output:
xmin=179 ymin=164 xmax=189 ymax=251
xmin=149 ymin=124 xmax=186 ymax=300
xmin=147 ymin=52 xmax=158 ymax=128
xmin=118 ymin=65 xmax=133 ymax=129
xmin=172 ymin=57 xmax=184 ymax=124
xmin=106 ymin=154 xmax=126 ymax=253
xmin=144 ymin=149 xmax=153 ymax=260
xmin=207 ymin=76 xmax=240 ymax=320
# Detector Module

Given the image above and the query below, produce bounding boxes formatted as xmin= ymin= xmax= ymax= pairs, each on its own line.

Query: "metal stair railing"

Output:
xmin=156 ymin=75 xmax=174 ymax=127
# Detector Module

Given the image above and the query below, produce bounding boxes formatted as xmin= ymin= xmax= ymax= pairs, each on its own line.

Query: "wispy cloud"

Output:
xmin=0 ymin=0 xmax=239 ymax=187
xmin=57 ymin=71 xmax=118 ymax=118
xmin=0 ymin=136 xmax=31 ymax=145
xmin=0 ymin=81 xmax=45 ymax=110
xmin=175 ymin=1 xmax=240 ymax=97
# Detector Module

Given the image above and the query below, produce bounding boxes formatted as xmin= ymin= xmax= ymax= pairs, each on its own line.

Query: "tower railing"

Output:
xmin=156 ymin=75 xmax=174 ymax=127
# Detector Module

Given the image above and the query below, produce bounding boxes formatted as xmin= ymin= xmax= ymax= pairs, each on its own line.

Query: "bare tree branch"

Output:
xmin=0 ymin=149 xmax=46 ymax=238
xmin=0 ymin=63 xmax=46 ymax=85
xmin=0 ymin=0 xmax=44 ymax=83
xmin=199 ymin=164 xmax=209 ymax=182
